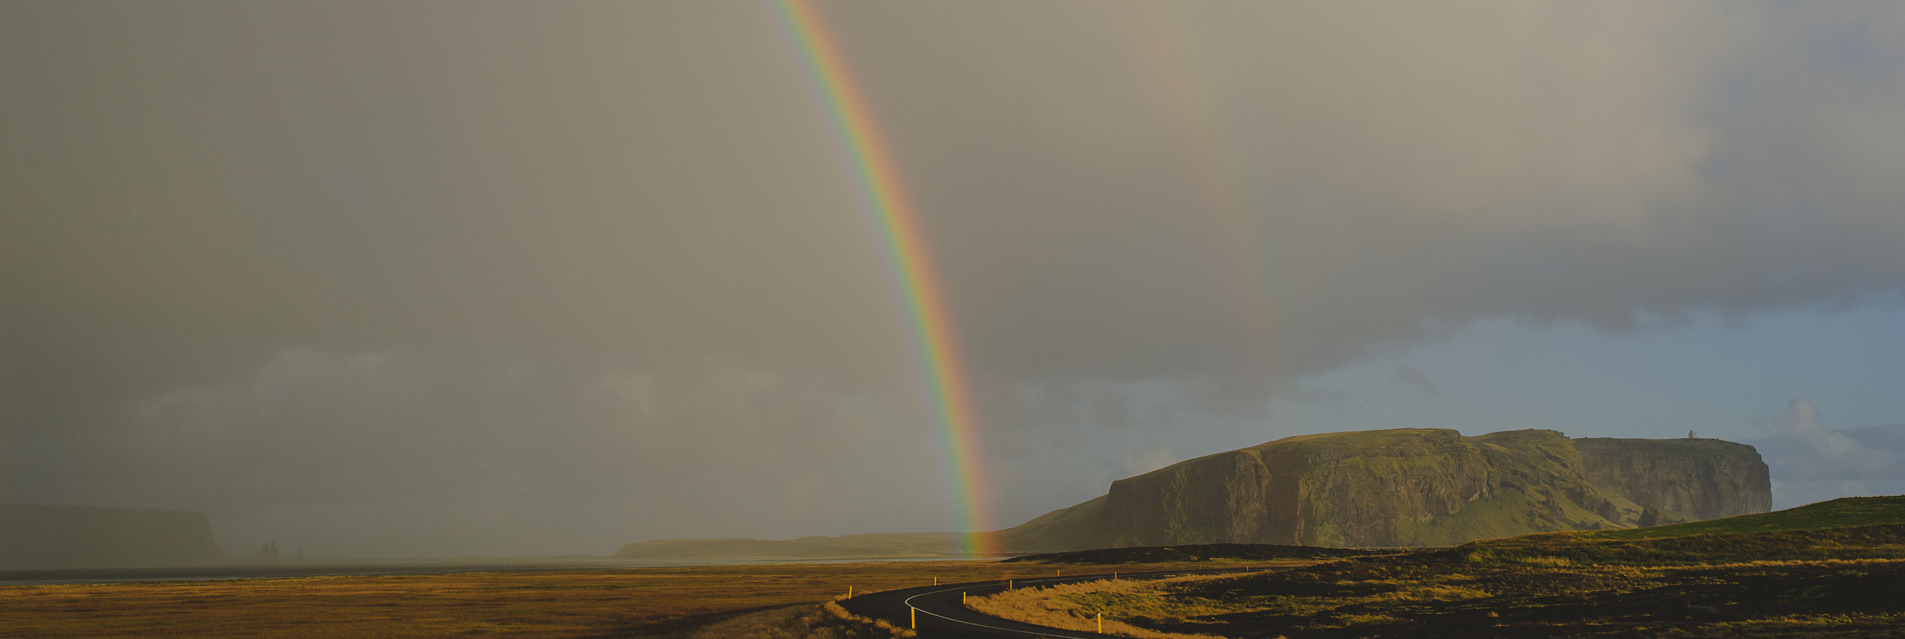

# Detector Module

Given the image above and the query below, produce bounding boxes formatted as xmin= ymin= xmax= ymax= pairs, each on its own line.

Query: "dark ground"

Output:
xmin=1005 ymin=543 xmax=1391 ymax=565
xmin=1144 ymin=552 xmax=1905 ymax=637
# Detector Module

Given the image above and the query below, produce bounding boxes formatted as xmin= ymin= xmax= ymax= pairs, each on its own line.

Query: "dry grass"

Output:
xmin=0 ymin=560 xmax=1217 ymax=638
xmin=1046 ymin=556 xmax=1905 ymax=637
xmin=682 ymin=601 xmax=914 ymax=639
xmin=0 ymin=561 xmax=1045 ymax=638
xmin=966 ymin=575 xmax=1231 ymax=639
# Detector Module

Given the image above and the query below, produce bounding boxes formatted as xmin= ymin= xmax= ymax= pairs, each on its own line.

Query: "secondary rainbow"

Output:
xmin=777 ymin=0 xmax=997 ymax=556
xmin=1130 ymin=3 xmax=1279 ymax=374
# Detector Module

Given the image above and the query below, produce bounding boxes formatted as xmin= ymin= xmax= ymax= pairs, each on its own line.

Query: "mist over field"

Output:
xmin=6 ymin=1 xmax=1905 ymax=558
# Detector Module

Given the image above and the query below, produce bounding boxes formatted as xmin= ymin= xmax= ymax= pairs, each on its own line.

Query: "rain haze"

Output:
xmin=6 ymin=1 xmax=1905 ymax=559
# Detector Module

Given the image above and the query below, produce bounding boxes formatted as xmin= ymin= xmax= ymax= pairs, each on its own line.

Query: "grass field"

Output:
xmin=974 ymin=497 xmax=1905 ymax=638
xmin=17 ymin=499 xmax=1904 ymax=637
xmin=0 ymin=559 xmax=1216 ymax=638
xmin=1584 ymin=495 xmax=1905 ymax=540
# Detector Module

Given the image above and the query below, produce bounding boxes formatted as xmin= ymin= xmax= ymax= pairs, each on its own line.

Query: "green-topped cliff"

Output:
xmin=1000 ymin=428 xmax=1771 ymax=550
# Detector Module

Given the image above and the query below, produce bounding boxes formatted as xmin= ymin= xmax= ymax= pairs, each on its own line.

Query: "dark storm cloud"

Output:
xmin=8 ymin=2 xmax=1905 ymax=554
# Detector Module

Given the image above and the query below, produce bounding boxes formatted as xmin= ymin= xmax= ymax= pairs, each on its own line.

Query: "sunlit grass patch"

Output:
xmin=0 ymin=560 xmax=1232 ymax=638
xmin=965 ymin=575 xmax=1229 ymax=639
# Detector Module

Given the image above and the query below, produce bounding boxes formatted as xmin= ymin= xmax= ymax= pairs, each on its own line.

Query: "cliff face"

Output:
xmin=1003 ymin=429 xmax=1771 ymax=550
xmin=0 ymin=504 xmax=227 ymax=569
xmin=1575 ymin=438 xmax=1772 ymax=522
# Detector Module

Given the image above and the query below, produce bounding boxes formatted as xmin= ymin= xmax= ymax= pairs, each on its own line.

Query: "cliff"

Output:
xmin=1575 ymin=437 xmax=1772 ymax=522
xmin=1002 ymin=429 xmax=1771 ymax=550
xmin=0 ymin=504 xmax=227 ymax=569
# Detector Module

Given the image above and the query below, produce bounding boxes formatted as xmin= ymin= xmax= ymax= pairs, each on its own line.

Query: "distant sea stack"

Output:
xmin=1000 ymin=429 xmax=1771 ymax=551
xmin=0 ymin=504 xmax=227 ymax=569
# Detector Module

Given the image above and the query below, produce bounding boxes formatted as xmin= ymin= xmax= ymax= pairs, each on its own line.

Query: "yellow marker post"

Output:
xmin=847 ymin=586 xmax=853 ymax=599
xmin=1056 ymin=569 xmax=1062 ymax=577
xmin=1097 ymin=613 xmax=1103 ymax=633
xmin=962 ymin=592 xmax=967 ymax=605
xmin=1008 ymin=579 xmax=1013 ymax=590
xmin=933 ymin=576 xmax=938 ymax=586
xmin=910 ymin=607 xmax=916 ymax=629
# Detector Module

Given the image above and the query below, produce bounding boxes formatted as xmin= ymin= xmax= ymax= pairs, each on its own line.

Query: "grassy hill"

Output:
xmin=1002 ymin=543 xmax=1391 ymax=564
xmin=1584 ymin=495 xmax=1905 ymax=540
xmin=1442 ymin=495 xmax=1905 ymax=567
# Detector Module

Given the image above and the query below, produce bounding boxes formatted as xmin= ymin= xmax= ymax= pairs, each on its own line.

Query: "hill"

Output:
xmin=1001 ymin=428 xmax=1770 ymax=550
xmin=1585 ymin=494 xmax=1905 ymax=540
xmin=1002 ymin=542 xmax=1392 ymax=564
xmin=614 ymin=532 xmax=969 ymax=561
xmin=0 ymin=504 xmax=227 ymax=569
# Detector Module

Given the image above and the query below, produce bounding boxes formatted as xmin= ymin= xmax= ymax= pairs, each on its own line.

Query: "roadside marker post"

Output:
xmin=1008 ymin=579 xmax=1013 ymax=590
xmin=847 ymin=586 xmax=853 ymax=599
xmin=1098 ymin=612 xmax=1103 ymax=633
xmin=910 ymin=606 xmax=916 ymax=629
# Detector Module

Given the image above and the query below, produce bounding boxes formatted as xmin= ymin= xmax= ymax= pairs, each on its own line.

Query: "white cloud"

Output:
xmin=1767 ymin=397 xmax=1895 ymax=481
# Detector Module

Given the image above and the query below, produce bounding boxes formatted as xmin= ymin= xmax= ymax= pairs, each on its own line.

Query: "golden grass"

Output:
xmin=680 ymin=601 xmax=915 ymax=639
xmin=1000 ymin=556 xmax=1905 ymax=637
xmin=0 ymin=560 xmax=1209 ymax=638
xmin=966 ymin=575 xmax=1232 ymax=639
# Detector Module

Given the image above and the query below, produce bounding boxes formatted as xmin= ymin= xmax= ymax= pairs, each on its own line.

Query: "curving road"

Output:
xmin=839 ymin=568 xmax=1251 ymax=638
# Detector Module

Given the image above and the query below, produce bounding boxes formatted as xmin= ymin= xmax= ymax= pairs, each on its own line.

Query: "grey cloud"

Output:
xmin=1280 ymin=382 xmax=1354 ymax=415
xmin=8 ymin=2 xmax=1905 ymax=554
xmin=1089 ymin=385 xmax=1135 ymax=431
xmin=1389 ymin=365 xmax=1442 ymax=399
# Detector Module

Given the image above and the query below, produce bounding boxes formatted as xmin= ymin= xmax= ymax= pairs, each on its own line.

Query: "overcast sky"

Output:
xmin=6 ymin=1 xmax=1905 ymax=558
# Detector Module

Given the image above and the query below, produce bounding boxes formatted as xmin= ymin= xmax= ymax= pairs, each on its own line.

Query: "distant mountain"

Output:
xmin=0 ymin=504 xmax=227 ymax=569
xmin=612 ymin=428 xmax=1771 ymax=559
xmin=615 ymin=532 xmax=968 ymax=561
xmin=1000 ymin=428 xmax=1770 ymax=550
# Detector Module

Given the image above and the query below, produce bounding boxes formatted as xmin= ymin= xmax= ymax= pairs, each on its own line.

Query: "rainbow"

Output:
xmin=777 ymin=0 xmax=997 ymax=556
xmin=1129 ymin=4 xmax=1279 ymax=376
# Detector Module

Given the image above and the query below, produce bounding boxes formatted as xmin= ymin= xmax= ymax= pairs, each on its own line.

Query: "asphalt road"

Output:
xmin=839 ymin=568 xmax=1251 ymax=639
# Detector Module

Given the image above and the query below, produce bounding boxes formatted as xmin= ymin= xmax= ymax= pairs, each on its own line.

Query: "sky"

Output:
xmin=4 ymin=1 xmax=1905 ymax=558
